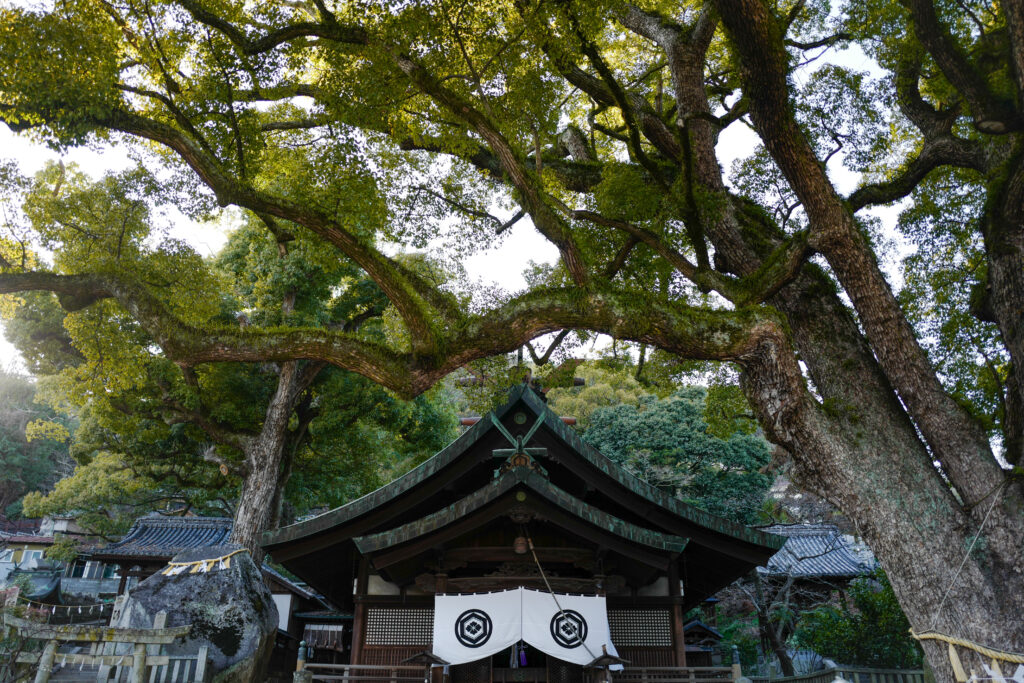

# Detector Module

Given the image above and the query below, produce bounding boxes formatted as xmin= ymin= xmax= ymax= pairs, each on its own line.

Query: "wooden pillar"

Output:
xmin=196 ymin=645 xmax=209 ymax=682
xmin=115 ymin=565 xmax=129 ymax=596
xmin=668 ymin=557 xmax=686 ymax=668
xmin=350 ymin=557 xmax=370 ymax=665
xmin=131 ymin=642 xmax=147 ymax=683
xmin=33 ymin=639 xmax=58 ymax=683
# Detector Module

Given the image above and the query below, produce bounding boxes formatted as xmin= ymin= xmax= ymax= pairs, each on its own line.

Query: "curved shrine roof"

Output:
xmin=263 ymin=384 xmax=784 ymax=605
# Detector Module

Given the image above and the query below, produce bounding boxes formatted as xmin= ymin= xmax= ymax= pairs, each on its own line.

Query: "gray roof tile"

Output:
xmin=90 ymin=515 xmax=232 ymax=561
xmin=757 ymin=524 xmax=877 ymax=579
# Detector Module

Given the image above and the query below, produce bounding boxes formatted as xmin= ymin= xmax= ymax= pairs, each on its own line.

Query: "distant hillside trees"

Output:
xmin=546 ymin=362 xmax=773 ymax=525
xmin=0 ymin=369 xmax=73 ymax=517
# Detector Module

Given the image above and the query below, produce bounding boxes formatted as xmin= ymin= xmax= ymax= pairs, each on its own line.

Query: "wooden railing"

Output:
xmin=5 ymin=611 xmax=208 ymax=683
xmin=301 ymin=663 xmax=432 ymax=683
xmin=105 ymin=651 xmax=210 ymax=682
xmin=748 ymin=666 xmax=926 ymax=683
xmin=613 ymin=666 xmax=737 ymax=683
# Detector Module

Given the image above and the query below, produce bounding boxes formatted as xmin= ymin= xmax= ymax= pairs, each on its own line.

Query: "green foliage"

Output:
xmin=6 ymin=167 xmax=457 ymax=532
xmin=795 ymin=571 xmax=923 ymax=669
xmin=546 ymin=362 xmax=652 ymax=428
xmin=715 ymin=611 xmax=761 ymax=671
xmin=896 ymin=166 xmax=1009 ymax=445
xmin=44 ymin=534 xmax=79 ymax=564
xmin=0 ymin=2 xmax=123 ymax=145
xmin=594 ymin=163 xmax=662 ymax=222
xmin=582 ymin=386 xmax=772 ymax=524
xmin=0 ymin=370 xmax=73 ymax=517
xmin=283 ymin=373 xmax=458 ymax=515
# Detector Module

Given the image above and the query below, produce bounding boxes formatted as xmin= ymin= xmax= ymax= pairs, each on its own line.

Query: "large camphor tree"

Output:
xmin=0 ymin=162 xmax=456 ymax=539
xmin=0 ymin=0 xmax=1021 ymax=676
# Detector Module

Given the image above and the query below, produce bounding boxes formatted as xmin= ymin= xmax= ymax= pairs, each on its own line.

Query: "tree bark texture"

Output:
xmin=230 ymin=361 xmax=300 ymax=556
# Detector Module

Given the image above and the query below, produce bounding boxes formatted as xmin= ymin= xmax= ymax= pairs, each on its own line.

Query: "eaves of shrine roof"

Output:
xmin=352 ymin=468 xmax=688 ymax=558
xmin=264 ymin=384 xmax=781 ymax=556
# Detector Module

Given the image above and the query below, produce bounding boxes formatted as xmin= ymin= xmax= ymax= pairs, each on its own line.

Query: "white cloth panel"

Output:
xmin=432 ymin=589 xmax=522 ymax=665
xmin=520 ymin=589 xmax=621 ymax=667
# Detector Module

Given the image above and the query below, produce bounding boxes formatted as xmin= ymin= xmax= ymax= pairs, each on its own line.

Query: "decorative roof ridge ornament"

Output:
xmin=490 ymin=413 xmax=549 ymax=478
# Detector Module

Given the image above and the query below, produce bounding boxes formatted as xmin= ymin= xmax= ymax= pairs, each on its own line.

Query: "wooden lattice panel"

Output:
xmin=607 ymin=609 xmax=672 ymax=647
xmin=360 ymin=646 xmax=428 ymax=666
xmin=547 ymin=660 xmax=584 ymax=683
xmin=452 ymin=660 xmax=492 ymax=683
xmin=615 ymin=646 xmax=675 ymax=667
xmin=365 ymin=608 xmax=434 ymax=645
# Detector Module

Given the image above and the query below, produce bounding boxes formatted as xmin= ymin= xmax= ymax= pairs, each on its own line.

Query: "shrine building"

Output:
xmin=263 ymin=384 xmax=783 ymax=681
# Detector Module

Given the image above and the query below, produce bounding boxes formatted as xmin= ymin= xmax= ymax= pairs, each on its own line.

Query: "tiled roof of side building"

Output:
xmin=89 ymin=514 xmax=232 ymax=561
xmin=2 ymin=534 xmax=55 ymax=545
xmin=87 ymin=514 xmax=329 ymax=605
xmin=757 ymin=523 xmax=877 ymax=579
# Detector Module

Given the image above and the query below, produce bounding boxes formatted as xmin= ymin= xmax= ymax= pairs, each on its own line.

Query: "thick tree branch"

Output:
xmin=174 ymin=0 xmax=367 ymax=55
xmin=0 ymin=271 xmax=789 ymax=400
xmin=0 ymin=271 xmax=413 ymax=391
xmin=847 ymin=136 xmax=987 ymax=211
xmin=901 ymin=0 xmax=1019 ymax=132
xmin=784 ymin=33 xmax=851 ymax=50
xmin=715 ymin=0 xmax=1008 ymax=512
xmin=526 ymin=330 xmax=570 ymax=366
xmin=603 ymin=236 xmax=640 ymax=278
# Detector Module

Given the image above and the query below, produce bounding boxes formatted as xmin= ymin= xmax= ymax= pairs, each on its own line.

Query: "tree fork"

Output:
xmin=713 ymin=0 xmax=1011 ymax=514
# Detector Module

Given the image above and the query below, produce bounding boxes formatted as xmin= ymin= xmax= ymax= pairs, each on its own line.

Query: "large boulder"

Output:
xmin=114 ymin=544 xmax=277 ymax=683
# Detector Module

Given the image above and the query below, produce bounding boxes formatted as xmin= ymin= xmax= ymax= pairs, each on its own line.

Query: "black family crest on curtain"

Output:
xmin=455 ymin=609 xmax=493 ymax=648
xmin=550 ymin=610 xmax=588 ymax=649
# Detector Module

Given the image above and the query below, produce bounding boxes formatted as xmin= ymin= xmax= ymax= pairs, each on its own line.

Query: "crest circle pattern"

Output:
xmin=454 ymin=609 xmax=493 ymax=648
xmin=550 ymin=610 xmax=588 ymax=649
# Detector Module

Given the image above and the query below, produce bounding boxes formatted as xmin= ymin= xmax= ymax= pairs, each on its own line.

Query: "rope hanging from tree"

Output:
xmin=911 ymin=480 xmax=1022 ymax=682
xmin=910 ymin=630 xmax=1024 ymax=683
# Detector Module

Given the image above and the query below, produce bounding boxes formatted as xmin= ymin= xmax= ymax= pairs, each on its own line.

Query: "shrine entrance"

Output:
xmin=490 ymin=643 xmax=548 ymax=683
xmin=266 ymin=385 xmax=783 ymax=681
xmin=448 ymin=645 xmax=586 ymax=683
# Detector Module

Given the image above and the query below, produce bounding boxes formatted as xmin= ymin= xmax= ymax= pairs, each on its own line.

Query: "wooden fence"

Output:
xmin=4 ymin=610 xmax=209 ymax=683
xmin=613 ymin=666 xmax=738 ymax=683
xmin=749 ymin=665 xmax=927 ymax=683
xmin=301 ymin=663 xmax=432 ymax=683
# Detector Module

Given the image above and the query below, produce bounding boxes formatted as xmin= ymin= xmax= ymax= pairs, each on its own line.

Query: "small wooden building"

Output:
xmin=264 ymin=385 xmax=782 ymax=681
xmin=89 ymin=515 xmax=233 ymax=595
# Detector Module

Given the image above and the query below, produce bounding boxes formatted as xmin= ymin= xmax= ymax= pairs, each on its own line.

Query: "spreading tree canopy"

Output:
xmin=1 ymin=0 xmax=1022 ymax=676
xmin=4 ymin=162 xmax=457 ymax=540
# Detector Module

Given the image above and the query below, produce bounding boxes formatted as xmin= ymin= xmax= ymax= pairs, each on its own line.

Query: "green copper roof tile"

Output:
xmin=352 ymin=468 xmax=688 ymax=555
xmin=264 ymin=384 xmax=783 ymax=553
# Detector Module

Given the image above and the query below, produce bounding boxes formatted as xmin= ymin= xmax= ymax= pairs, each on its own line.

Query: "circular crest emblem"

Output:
xmin=550 ymin=609 xmax=588 ymax=649
xmin=455 ymin=609 xmax=492 ymax=648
